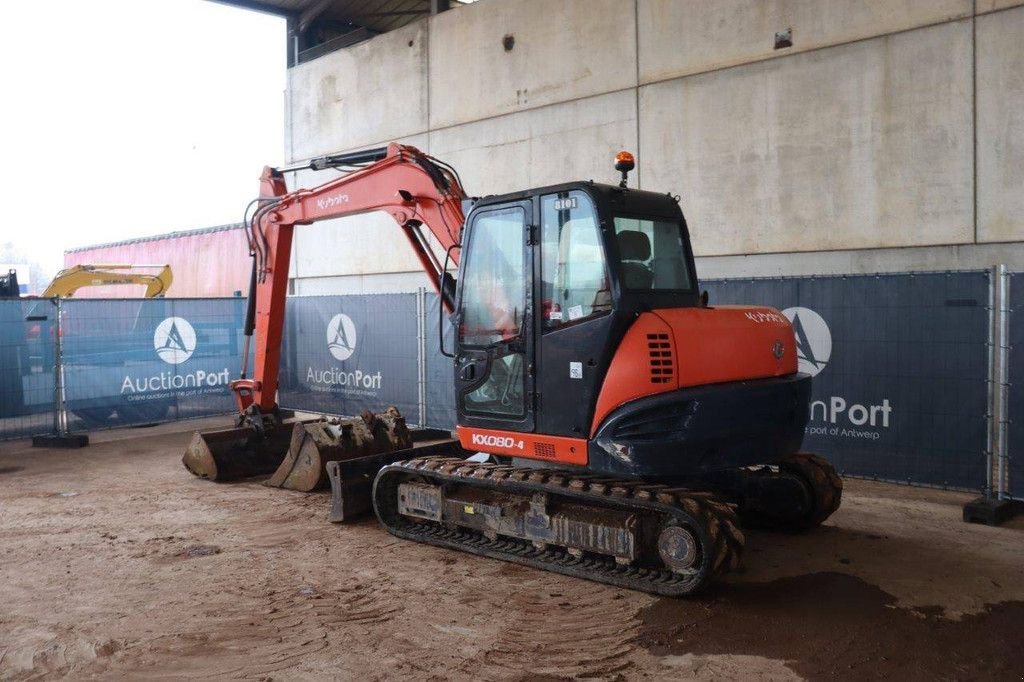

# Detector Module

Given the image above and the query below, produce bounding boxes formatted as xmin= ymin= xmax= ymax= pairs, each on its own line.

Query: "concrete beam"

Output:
xmin=638 ymin=0 xmax=971 ymax=85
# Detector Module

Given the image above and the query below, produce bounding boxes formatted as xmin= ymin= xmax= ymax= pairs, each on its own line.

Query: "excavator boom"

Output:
xmin=40 ymin=264 xmax=173 ymax=298
xmin=236 ymin=143 xmax=466 ymax=416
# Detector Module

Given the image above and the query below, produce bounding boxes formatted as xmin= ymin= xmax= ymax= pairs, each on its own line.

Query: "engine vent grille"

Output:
xmin=647 ymin=333 xmax=674 ymax=384
xmin=534 ymin=442 xmax=556 ymax=458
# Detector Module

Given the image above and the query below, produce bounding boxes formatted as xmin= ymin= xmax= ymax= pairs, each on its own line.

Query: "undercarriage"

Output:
xmin=371 ymin=451 xmax=842 ymax=596
xmin=183 ymin=407 xmax=842 ymax=596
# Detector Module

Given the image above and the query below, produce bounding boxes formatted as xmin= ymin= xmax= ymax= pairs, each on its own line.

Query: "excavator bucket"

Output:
xmin=182 ymin=409 xmax=414 ymax=486
xmin=264 ymin=408 xmax=413 ymax=492
xmin=182 ymin=420 xmax=309 ymax=482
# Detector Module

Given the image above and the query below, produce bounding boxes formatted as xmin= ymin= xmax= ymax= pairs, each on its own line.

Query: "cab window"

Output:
xmin=613 ymin=216 xmax=694 ymax=291
xmin=540 ymin=191 xmax=610 ymax=330
xmin=458 ymin=206 xmax=526 ymax=347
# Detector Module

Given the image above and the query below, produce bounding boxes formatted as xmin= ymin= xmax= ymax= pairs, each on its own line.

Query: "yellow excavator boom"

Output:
xmin=41 ymin=264 xmax=173 ymax=298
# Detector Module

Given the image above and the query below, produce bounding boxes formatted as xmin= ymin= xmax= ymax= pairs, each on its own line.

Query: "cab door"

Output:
xmin=454 ymin=200 xmax=535 ymax=433
xmin=534 ymin=189 xmax=616 ymax=437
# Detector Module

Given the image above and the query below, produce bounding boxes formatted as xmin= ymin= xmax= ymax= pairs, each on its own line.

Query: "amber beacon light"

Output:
xmin=615 ymin=151 xmax=635 ymax=188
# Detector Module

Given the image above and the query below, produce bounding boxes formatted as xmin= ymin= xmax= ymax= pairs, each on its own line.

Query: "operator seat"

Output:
xmin=617 ymin=230 xmax=653 ymax=289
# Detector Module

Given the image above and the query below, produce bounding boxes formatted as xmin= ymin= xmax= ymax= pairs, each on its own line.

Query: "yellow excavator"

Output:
xmin=40 ymin=264 xmax=173 ymax=298
xmin=15 ymin=264 xmax=174 ymax=426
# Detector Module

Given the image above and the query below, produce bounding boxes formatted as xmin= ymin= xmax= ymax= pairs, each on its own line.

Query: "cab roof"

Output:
xmin=468 ymin=181 xmax=684 ymax=221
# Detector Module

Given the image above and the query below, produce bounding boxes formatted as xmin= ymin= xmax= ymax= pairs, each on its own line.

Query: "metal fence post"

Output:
xmin=55 ymin=297 xmax=65 ymax=435
xmin=985 ymin=267 xmax=997 ymax=498
xmin=416 ymin=287 xmax=427 ymax=428
xmin=963 ymin=264 xmax=1018 ymax=523
xmin=996 ymin=265 xmax=1010 ymax=500
xmin=32 ymin=297 xmax=88 ymax=448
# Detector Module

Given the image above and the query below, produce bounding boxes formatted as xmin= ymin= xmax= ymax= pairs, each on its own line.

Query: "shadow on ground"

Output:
xmin=639 ymin=525 xmax=1024 ymax=681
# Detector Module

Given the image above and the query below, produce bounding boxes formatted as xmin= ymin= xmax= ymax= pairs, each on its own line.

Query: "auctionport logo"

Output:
xmin=782 ymin=307 xmax=831 ymax=377
xmin=154 ymin=317 xmax=196 ymax=365
xmin=327 ymin=313 xmax=357 ymax=361
xmin=121 ymin=316 xmax=229 ymax=396
xmin=307 ymin=313 xmax=381 ymax=393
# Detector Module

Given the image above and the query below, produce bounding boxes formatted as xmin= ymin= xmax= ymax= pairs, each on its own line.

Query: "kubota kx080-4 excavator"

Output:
xmin=183 ymin=143 xmax=841 ymax=596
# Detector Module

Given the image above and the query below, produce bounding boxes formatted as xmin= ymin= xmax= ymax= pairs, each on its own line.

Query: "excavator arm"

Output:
xmin=41 ymin=264 xmax=173 ymax=298
xmin=233 ymin=143 xmax=467 ymax=416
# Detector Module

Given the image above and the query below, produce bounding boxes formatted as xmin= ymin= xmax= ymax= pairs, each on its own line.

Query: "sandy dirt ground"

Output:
xmin=2 ymin=417 xmax=1023 ymax=681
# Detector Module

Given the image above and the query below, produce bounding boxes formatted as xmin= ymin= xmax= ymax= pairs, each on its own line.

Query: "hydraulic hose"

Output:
xmin=240 ymin=256 xmax=257 ymax=379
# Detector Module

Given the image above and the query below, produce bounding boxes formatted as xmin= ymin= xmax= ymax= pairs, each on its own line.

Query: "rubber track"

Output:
xmin=372 ymin=457 xmax=745 ymax=597
xmin=781 ymin=452 xmax=844 ymax=530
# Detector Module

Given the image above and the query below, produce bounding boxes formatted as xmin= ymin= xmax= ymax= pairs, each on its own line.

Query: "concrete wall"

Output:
xmin=283 ymin=0 xmax=1024 ymax=293
xmin=429 ymin=0 xmax=636 ymax=130
xmin=641 ymin=19 xmax=973 ymax=255
xmin=977 ymin=4 xmax=1024 ymax=244
xmin=285 ymin=22 xmax=427 ymax=161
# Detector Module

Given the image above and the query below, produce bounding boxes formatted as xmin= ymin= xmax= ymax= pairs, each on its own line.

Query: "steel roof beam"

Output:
xmin=207 ymin=0 xmax=299 ymax=19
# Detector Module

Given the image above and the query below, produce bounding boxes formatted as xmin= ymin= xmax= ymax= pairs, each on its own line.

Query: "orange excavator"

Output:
xmin=184 ymin=144 xmax=841 ymax=595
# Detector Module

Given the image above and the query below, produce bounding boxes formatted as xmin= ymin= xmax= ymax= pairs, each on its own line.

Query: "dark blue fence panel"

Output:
xmin=279 ymin=294 xmax=419 ymax=420
xmin=60 ymin=298 xmax=245 ymax=430
xmin=702 ymin=272 xmax=990 ymax=490
xmin=1008 ymin=273 xmax=1023 ymax=500
xmin=425 ymin=293 xmax=456 ymax=429
xmin=0 ymin=299 xmax=56 ymax=440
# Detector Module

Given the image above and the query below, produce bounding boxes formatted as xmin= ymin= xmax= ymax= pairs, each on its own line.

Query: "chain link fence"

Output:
xmin=59 ymin=297 xmax=248 ymax=431
xmin=702 ymin=271 xmax=991 ymax=490
xmin=0 ymin=298 xmax=247 ymax=440
xmin=425 ymin=292 xmax=457 ymax=429
xmin=0 ymin=299 xmax=56 ymax=439
xmin=1007 ymin=272 xmax=1022 ymax=500
xmin=2 ymin=271 xmax=1016 ymax=500
xmin=278 ymin=294 xmax=421 ymax=420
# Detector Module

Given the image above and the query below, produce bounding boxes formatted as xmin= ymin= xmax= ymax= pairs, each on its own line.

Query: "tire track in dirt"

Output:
xmin=477 ymin=583 xmax=642 ymax=680
xmin=126 ymin=575 xmax=402 ymax=679
xmin=240 ymin=576 xmax=402 ymax=678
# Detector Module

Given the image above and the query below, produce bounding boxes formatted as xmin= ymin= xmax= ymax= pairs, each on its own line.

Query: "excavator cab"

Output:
xmin=451 ymin=177 xmax=813 ymax=484
xmin=454 ymin=182 xmax=696 ymax=439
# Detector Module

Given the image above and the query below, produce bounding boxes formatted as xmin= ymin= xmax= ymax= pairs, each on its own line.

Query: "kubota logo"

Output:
xmin=781 ymin=307 xmax=831 ymax=377
xmin=327 ymin=313 xmax=357 ymax=361
xmin=153 ymin=317 xmax=196 ymax=365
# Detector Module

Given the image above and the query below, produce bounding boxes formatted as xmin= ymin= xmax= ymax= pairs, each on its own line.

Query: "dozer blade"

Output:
xmin=264 ymin=407 xmax=414 ymax=493
xmin=328 ymin=436 xmax=458 ymax=522
xmin=183 ymin=422 xmax=304 ymax=482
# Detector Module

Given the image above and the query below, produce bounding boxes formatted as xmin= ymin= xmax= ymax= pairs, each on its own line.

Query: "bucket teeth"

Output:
xmin=263 ymin=408 xmax=413 ymax=492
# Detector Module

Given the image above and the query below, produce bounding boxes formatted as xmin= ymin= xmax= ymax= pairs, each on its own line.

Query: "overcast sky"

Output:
xmin=0 ymin=0 xmax=285 ymax=278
